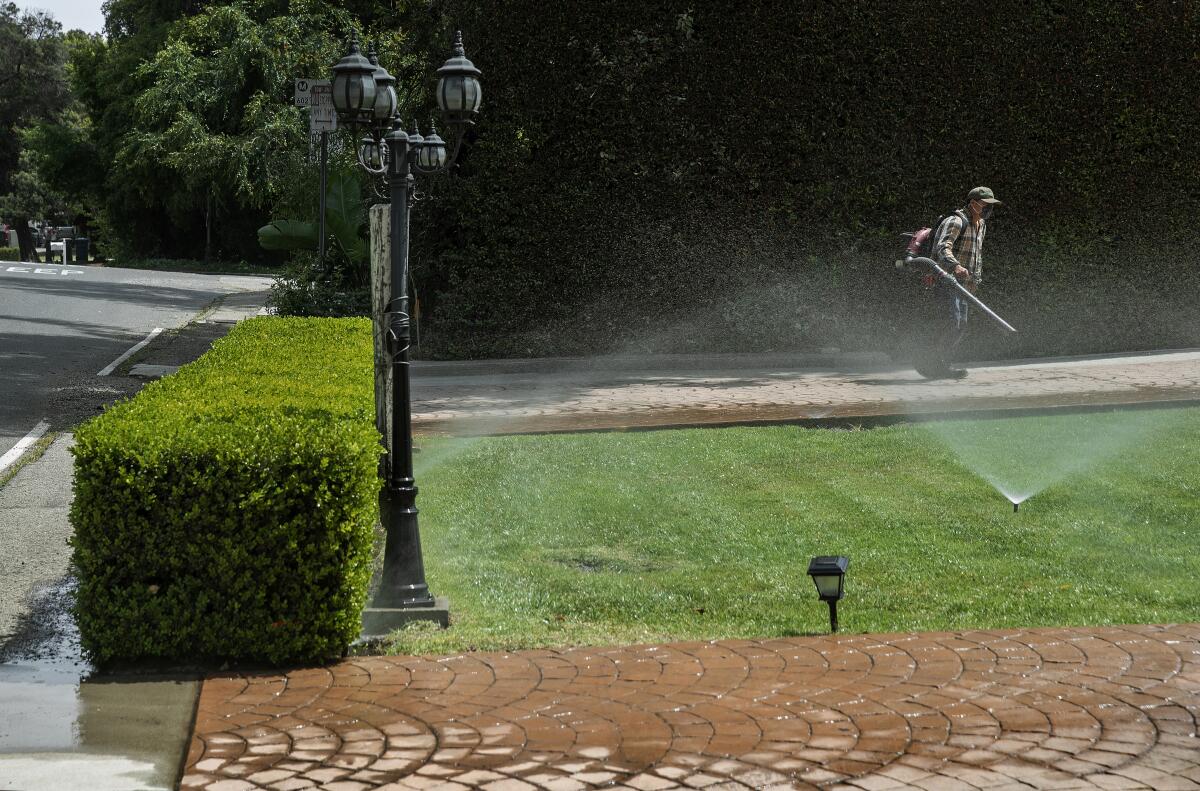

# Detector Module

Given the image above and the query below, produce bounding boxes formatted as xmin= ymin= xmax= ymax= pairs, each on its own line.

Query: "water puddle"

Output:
xmin=0 ymin=578 xmax=198 ymax=791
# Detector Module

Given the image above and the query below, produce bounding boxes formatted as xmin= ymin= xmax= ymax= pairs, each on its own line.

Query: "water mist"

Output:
xmin=917 ymin=407 xmax=1183 ymax=512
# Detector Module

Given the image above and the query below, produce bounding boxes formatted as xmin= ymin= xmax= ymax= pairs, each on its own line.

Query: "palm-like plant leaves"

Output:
xmin=258 ymin=169 xmax=368 ymax=265
xmin=323 ymin=169 xmax=368 ymax=265
xmin=257 ymin=219 xmax=319 ymax=251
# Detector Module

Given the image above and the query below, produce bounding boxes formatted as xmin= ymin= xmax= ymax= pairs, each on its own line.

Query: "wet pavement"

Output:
xmin=182 ymin=625 xmax=1200 ymax=791
xmin=0 ymin=577 xmax=197 ymax=791
xmin=0 ymin=287 xmax=271 ymax=791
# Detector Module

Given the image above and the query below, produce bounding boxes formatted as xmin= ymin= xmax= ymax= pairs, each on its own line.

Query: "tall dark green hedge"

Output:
xmin=70 ymin=318 xmax=380 ymax=665
xmin=411 ymin=1 xmax=1199 ymax=359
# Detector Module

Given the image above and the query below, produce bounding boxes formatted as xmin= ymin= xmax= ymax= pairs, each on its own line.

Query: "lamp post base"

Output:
xmin=358 ymin=597 xmax=450 ymax=645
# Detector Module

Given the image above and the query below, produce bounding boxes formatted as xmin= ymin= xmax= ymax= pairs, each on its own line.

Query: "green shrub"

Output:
xmin=70 ymin=317 xmax=381 ymax=665
xmin=406 ymin=2 xmax=1199 ymax=359
xmin=0 ymin=247 xmax=19 ymax=261
xmin=268 ymin=251 xmax=371 ymax=318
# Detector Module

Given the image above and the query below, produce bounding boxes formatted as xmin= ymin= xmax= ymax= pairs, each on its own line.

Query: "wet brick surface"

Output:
xmin=183 ymin=625 xmax=1200 ymax=790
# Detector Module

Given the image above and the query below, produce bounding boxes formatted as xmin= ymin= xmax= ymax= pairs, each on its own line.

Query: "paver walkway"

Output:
xmin=183 ymin=625 xmax=1200 ymax=791
xmin=183 ymin=350 xmax=1200 ymax=790
xmin=410 ymin=350 xmax=1200 ymax=434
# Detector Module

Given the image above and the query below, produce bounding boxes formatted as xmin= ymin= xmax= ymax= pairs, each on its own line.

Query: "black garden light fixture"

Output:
xmin=807 ymin=555 xmax=849 ymax=633
xmin=367 ymin=44 xmax=398 ymax=131
xmin=330 ymin=31 xmax=482 ymax=639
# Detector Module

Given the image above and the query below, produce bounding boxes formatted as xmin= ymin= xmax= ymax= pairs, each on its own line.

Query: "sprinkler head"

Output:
xmin=1013 ymin=502 xmax=1019 ymax=513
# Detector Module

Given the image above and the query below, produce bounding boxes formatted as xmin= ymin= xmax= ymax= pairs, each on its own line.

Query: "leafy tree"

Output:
xmin=0 ymin=145 xmax=72 ymax=246
xmin=34 ymin=0 xmax=219 ymax=260
xmin=19 ymin=31 xmax=108 ymax=253
xmin=0 ymin=2 xmax=67 ymax=260
xmin=22 ymin=107 xmax=101 ymax=236
xmin=67 ymin=0 xmax=431 ymax=264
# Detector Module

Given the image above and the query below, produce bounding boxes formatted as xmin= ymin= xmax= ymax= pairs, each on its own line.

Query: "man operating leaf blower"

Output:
xmin=904 ymin=186 xmax=1014 ymax=379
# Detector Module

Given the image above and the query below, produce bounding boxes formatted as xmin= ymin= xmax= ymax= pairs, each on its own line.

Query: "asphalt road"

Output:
xmin=0 ymin=263 xmax=273 ymax=458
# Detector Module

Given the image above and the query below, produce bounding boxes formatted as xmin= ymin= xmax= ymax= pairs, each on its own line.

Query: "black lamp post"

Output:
xmin=807 ymin=555 xmax=849 ymax=633
xmin=331 ymin=32 xmax=482 ymax=637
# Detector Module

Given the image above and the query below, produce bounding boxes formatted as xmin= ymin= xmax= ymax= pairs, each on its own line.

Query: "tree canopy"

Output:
xmin=0 ymin=3 xmax=66 ymax=191
xmin=10 ymin=0 xmax=1197 ymax=361
xmin=32 ymin=0 xmax=440 ymax=261
xmin=0 ymin=3 xmax=69 ymax=258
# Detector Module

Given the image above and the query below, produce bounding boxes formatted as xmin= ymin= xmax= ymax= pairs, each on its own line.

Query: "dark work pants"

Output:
xmin=913 ymin=283 xmax=970 ymax=373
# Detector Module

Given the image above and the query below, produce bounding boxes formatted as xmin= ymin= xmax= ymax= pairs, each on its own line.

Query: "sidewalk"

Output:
xmin=177 ymin=347 xmax=1200 ymax=790
xmin=409 ymin=349 xmax=1200 ymax=435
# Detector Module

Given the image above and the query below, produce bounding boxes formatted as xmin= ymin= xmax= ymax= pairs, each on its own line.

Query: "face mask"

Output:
xmin=980 ymin=204 xmax=994 ymax=220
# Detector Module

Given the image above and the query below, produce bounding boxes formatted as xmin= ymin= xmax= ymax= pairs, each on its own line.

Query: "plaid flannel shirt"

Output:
xmin=934 ymin=211 xmax=986 ymax=284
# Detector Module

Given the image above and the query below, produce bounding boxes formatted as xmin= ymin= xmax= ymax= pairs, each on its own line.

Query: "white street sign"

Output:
xmin=310 ymin=107 xmax=337 ymax=133
xmin=294 ymin=78 xmax=331 ymax=107
xmin=310 ymin=84 xmax=333 ymax=107
xmin=309 ymin=84 xmax=336 ymax=132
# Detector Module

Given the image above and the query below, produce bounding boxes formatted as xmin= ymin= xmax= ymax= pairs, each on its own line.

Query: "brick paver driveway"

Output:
xmin=182 ymin=624 xmax=1200 ymax=790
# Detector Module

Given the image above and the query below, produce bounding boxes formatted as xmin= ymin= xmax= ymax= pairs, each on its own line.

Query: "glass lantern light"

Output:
xmin=806 ymin=555 xmax=849 ymax=633
xmin=436 ymin=31 xmax=482 ymax=126
xmin=368 ymin=44 xmax=398 ymax=132
xmin=417 ymin=122 xmax=448 ymax=171
xmin=359 ymin=134 xmax=385 ymax=173
xmin=331 ymin=37 xmax=377 ymax=124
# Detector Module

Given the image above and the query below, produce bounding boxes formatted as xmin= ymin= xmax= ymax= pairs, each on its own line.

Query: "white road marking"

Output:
xmin=0 ymin=420 xmax=51 ymax=474
xmin=97 ymin=328 xmax=164 ymax=376
xmin=4 ymin=265 xmax=86 ymax=275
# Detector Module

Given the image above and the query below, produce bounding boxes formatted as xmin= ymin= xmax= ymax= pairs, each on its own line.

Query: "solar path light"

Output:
xmin=807 ymin=555 xmax=849 ymax=633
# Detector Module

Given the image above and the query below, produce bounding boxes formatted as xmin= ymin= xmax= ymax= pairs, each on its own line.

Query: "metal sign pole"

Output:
xmin=319 ymin=130 xmax=328 ymax=277
xmin=295 ymin=78 xmax=335 ymax=279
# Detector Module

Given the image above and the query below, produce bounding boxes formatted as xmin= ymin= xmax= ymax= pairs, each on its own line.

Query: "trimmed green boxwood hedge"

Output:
xmin=70 ymin=317 xmax=380 ymax=665
xmin=0 ymin=247 xmax=20 ymax=261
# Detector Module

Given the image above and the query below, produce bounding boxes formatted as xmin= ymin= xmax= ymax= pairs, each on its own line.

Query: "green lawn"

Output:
xmin=384 ymin=407 xmax=1200 ymax=655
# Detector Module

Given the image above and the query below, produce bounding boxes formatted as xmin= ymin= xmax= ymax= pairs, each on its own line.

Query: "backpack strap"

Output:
xmin=935 ymin=210 xmax=970 ymax=261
